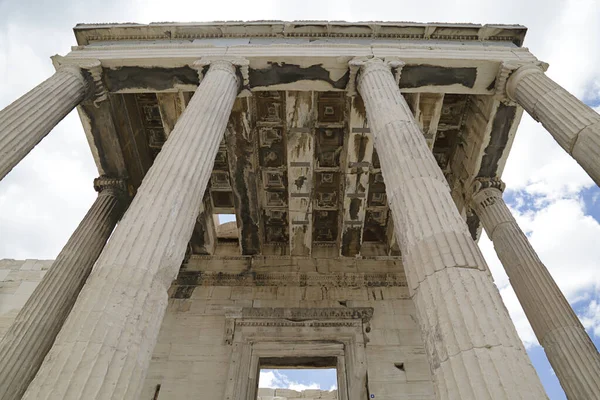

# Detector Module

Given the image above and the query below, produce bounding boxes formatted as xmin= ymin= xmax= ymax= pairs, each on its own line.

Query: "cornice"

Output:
xmin=72 ymin=21 xmax=527 ymax=47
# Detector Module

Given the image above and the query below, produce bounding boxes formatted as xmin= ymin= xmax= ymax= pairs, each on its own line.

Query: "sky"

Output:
xmin=0 ymin=0 xmax=599 ymax=399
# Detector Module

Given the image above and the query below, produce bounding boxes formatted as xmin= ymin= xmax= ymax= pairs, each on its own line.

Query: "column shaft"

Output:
xmin=22 ymin=60 xmax=240 ymax=400
xmin=472 ymin=184 xmax=600 ymax=400
xmin=0 ymin=66 xmax=89 ymax=180
xmin=355 ymin=58 xmax=547 ymax=399
xmin=0 ymin=179 xmax=125 ymax=400
xmin=507 ymin=66 xmax=600 ymax=186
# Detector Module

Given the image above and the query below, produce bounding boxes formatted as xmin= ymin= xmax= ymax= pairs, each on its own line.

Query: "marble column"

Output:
xmin=507 ymin=64 xmax=600 ymax=186
xmin=0 ymin=177 xmax=126 ymax=400
xmin=0 ymin=63 xmax=95 ymax=181
xmin=23 ymin=58 xmax=245 ymax=400
xmin=472 ymin=179 xmax=600 ymax=400
xmin=351 ymin=57 xmax=547 ymax=399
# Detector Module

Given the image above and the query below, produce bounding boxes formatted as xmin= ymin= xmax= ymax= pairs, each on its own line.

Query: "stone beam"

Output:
xmin=286 ymin=91 xmax=315 ymax=256
xmin=420 ymin=93 xmax=445 ymax=148
xmin=63 ymin=44 xmax=538 ymax=94
xmin=444 ymin=95 xmax=522 ymax=231
xmin=156 ymin=92 xmax=185 ymax=138
xmin=189 ymin=195 xmax=216 ymax=255
xmin=341 ymin=96 xmax=373 ymax=257
xmin=226 ymin=97 xmax=262 ymax=255
xmin=403 ymin=93 xmax=445 ymax=149
xmin=76 ymin=99 xmax=128 ymax=178
xmin=108 ymin=94 xmax=155 ymax=189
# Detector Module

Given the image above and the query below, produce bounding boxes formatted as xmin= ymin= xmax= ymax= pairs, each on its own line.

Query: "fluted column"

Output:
xmin=351 ymin=57 xmax=547 ymax=399
xmin=0 ymin=63 xmax=96 ymax=181
xmin=22 ymin=58 xmax=245 ymax=400
xmin=472 ymin=179 xmax=600 ymax=400
xmin=506 ymin=65 xmax=600 ymax=186
xmin=0 ymin=177 xmax=126 ymax=400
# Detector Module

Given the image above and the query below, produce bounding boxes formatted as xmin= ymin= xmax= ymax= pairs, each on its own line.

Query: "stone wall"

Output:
xmin=0 ymin=259 xmax=53 ymax=341
xmin=0 ymin=258 xmax=435 ymax=399
xmin=257 ymin=388 xmax=337 ymax=399
xmin=140 ymin=256 xmax=435 ymax=400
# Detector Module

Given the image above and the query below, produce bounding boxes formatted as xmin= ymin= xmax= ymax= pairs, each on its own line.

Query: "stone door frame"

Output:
xmin=222 ymin=307 xmax=372 ymax=400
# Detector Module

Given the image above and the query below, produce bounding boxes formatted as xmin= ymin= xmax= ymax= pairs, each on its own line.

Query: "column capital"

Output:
xmin=494 ymin=61 xmax=548 ymax=104
xmin=347 ymin=56 xmax=404 ymax=96
xmin=472 ymin=177 xmax=505 ymax=195
xmin=471 ymin=177 xmax=505 ymax=208
xmin=191 ymin=57 xmax=249 ymax=94
xmin=51 ymin=56 xmax=107 ymax=105
xmin=93 ymin=176 xmax=127 ymax=197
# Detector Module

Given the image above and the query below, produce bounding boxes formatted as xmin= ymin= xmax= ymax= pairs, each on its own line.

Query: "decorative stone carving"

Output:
xmin=239 ymin=307 xmax=374 ymax=322
xmin=172 ymin=270 xmax=407 ymax=290
xmin=472 ymin=177 xmax=600 ymax=400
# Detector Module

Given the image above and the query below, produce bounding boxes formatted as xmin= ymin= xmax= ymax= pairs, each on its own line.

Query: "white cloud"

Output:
xmin=258 ymin=370 xmax=322 ymax=391
xmin=580 ymin=300 xmax=600 ymax=338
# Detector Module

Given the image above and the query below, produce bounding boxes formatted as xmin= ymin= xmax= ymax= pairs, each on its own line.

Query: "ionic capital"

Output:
xmin=347 ymin=56 xmax=405 ymax=96
xmin=192 ymin=57 xmax=249 ymax=95
xmin=93 ymin=176 xmax=127 ymax=197
xmin=51 ymin=56 xmax=107 ymax=105
xmin=494 ymin=61 xmax=549 ymax=104
xmin=470 ymin=177 xmax=505 ymax=210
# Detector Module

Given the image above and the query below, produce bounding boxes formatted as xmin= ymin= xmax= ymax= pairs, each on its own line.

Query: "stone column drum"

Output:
xmin=0 ymin=64 xmax=94 ymax=181
xmin=23 ymin=58 xmax=244 ymax=400
xmin=507 ymin=65 xmax=600 ymax=186
xmin=472 ymin=179 xmax=600 ymax=400
xmin=0 ymin=177 xmax=126 ymax=400
xmin=352 ymin=58 xmax=547 ymax=399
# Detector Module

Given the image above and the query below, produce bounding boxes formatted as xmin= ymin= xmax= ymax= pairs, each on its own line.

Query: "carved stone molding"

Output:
xmin=223 ymin=306 xmax=373 ymax=346
xmin=238 ymin=306 xmax=373 ymax=322
xmin=173 ymin=270 xmax=407 ymax=288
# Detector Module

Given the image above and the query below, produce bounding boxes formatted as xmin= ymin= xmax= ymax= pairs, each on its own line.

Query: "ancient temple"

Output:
xmin=0 ymin=21 xmax=599 ymax=400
